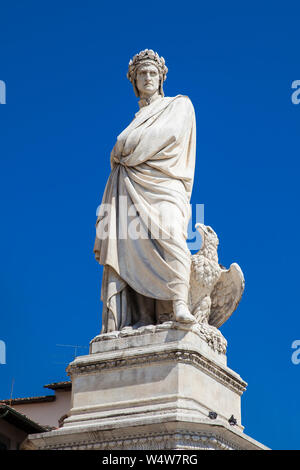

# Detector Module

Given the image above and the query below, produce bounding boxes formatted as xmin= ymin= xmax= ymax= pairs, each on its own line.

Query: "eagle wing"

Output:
xmin=208 ymin=263 xmax=245 ymax=328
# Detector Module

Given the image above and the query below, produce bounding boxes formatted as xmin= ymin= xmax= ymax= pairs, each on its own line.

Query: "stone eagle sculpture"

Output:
xmin=189 ymin=223 xmax=245 ymax=328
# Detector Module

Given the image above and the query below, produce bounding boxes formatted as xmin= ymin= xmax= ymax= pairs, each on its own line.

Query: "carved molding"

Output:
xmin=67 ymin=348 xmax=246 ymax=396
xmin=32 ymin=430 xmax=240 ymax=450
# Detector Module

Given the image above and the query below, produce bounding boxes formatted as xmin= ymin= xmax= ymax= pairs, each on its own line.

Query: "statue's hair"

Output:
xmin=127 ymin=49 xmax=168 ymax=97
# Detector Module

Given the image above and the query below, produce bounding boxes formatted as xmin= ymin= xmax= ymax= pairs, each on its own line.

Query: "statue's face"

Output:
xmin=135 ymin=63 xmax=160 ymax=97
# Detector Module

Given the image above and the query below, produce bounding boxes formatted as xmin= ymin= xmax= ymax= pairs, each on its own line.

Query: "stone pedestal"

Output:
xmin=24 ymin=323 xmax=268 ymax=450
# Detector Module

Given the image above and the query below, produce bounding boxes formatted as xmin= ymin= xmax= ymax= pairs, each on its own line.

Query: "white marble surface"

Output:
xmin=23 ymin=327 xmax=268 ymax=450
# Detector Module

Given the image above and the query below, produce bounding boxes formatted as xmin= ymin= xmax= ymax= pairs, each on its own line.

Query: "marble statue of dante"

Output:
xmin=94 ymin=49 xmax=197 ymax=333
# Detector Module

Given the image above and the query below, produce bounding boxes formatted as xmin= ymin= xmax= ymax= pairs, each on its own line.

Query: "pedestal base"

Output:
xmin=24 ymin=323 xmax=268 ymax=450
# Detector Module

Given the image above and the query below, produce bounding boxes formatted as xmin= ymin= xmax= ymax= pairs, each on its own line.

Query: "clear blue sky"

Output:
xmin=1 ymin=1 xmax=300 ymax=450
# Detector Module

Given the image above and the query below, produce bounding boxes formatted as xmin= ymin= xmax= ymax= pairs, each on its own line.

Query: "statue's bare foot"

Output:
xmin=173 ymin=300 xmax=196 ymax=324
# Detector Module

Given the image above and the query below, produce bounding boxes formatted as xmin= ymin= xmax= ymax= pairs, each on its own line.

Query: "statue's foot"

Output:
xmin=173 ymin=300 xmax=196 ymax=324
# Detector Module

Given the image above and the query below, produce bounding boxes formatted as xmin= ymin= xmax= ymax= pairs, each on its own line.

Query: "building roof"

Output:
xmin=0 ymin=405 xmax=49 ymax=433
xmin=0 ymin=380 xmax=71 ymax=405
xmin=43 ymin=381 xmax=71 ymax=391
xmin=0 ymin=395 xmax=56 ymax=406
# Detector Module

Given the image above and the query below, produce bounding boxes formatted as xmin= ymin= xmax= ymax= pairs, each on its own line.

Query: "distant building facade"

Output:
xmin=0 ymin=405 xmax=47 ymax=449
xmin=0 ymin=380 xmax=71 ymax=448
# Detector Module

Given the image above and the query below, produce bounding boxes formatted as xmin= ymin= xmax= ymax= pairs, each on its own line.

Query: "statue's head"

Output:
xmin=127 ymin=49 xmax=168 ymax=98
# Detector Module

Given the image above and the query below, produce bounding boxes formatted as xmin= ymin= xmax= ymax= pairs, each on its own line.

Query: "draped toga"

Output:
xmin=94 ymin=95 xmax=196 ymax=333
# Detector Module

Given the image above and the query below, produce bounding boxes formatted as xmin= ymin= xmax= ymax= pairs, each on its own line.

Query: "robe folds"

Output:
xmin=94 ymin=95 xmax=196 ymax=333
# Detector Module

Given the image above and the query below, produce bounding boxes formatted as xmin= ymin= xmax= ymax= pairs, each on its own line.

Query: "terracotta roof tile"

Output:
xmin=43 ymin=381 xmax=71 ymax=390
xmin=0 ymin=395 xmax=56 ymax=405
